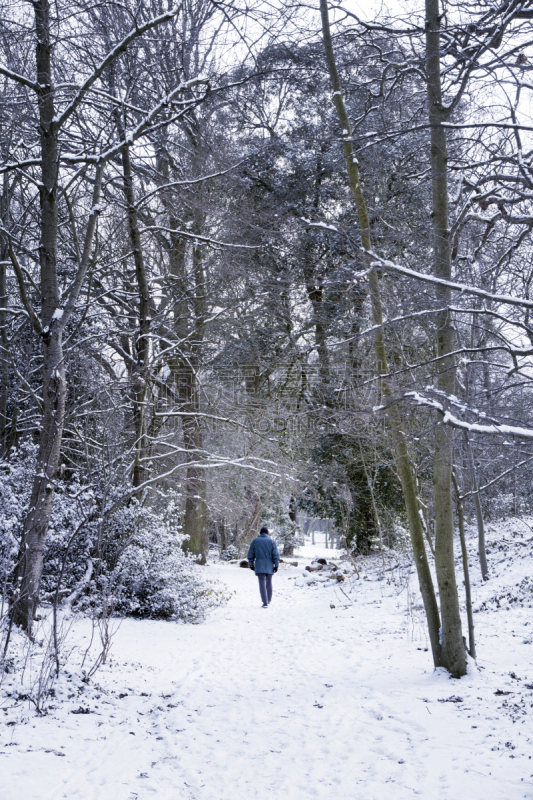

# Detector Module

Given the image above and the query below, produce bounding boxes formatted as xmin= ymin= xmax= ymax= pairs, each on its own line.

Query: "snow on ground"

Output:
xmin=1 ymin=521 xmax=533 ymax=800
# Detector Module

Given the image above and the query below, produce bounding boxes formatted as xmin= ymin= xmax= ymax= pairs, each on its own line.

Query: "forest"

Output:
xmin=1 ymin=0 xmax=533 ymax=796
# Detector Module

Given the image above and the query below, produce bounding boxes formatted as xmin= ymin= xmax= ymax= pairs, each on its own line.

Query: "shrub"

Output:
xmin=0 ymin=445 xmax=229 ymax=623
xmin=219 ymin=544 xmax=239 ymax=561
xmin=78 ymin=498 xmax=231 ymax=622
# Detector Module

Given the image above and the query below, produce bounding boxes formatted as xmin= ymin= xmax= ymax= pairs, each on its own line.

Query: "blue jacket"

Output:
xmin=247 ymin=533 xmax=280 ymax=575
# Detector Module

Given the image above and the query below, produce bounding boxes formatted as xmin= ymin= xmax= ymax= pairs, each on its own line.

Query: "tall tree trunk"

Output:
xmin=320 ymin=0 xmax=442 ymax=666
xmin=13 ymin=0 xmax=64 ymax=631
xmin=452 ymin=472 xmax=476 ymax=659
xmin=115 ymin=109 xmax=151 ymax=490
xmin=9 ymin=0 xmax=178 ymax=635
xmin=283 ymin=495 xmax=298 ymax=556
xmin=303 ymin=148 xmax=330 ymax=385
xmin=181 ymin=219 xmax=208 ymax=562
xmin=0 ymin=172 xmax=9 ymax=453
xmin=463 ymin=432 xmax=488 ymax=580
xmin=157 ymin=147 xmax=208 ymax=562
xmin=13 ymin=0 xmax=62 ymax=630
xmin=426 ymin=0 xmax=466 ymax=677
xmin=465 ymin=317 xmax=488 ymax=580
xmin=12 ymin=1 xmax=104 ymax=633
xmin=181 ymin=367 xmax=208 ymax=562
xmin=303 ymin=270 xmax=330 ymax=385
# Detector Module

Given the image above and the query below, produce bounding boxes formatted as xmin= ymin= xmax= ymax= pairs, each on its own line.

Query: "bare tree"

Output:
xmin=319 ymin=0 xmax=442 ymax=668
xmin=0 ymin=0 xmax=208 ymax=633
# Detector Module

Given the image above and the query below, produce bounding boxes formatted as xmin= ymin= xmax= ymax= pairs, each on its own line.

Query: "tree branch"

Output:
xmin=367 ymin=250 xmax=533 ymax=309
xmin=55 ymin=3 xmax=184 ymax=130
xmin=7 ymin=239 xmax=42 ymax=335
xmin=0 ymin=65 xmax=39 ymax=91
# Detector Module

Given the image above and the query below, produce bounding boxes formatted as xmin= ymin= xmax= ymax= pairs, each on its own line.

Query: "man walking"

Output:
xmin=247 ymin=527 xmax=280 ymax=608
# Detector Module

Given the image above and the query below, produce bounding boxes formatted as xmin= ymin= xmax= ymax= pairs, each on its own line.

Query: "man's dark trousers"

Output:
xmin=257 ymin=573 xmax=273 ymax=605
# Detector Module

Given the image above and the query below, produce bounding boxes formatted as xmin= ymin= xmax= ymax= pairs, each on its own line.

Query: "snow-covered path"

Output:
xmin=2 ymin=554 xmax=533 ymax=800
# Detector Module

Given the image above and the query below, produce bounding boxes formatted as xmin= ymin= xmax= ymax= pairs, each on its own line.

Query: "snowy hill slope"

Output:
xmin=1 ymin=520 xmax=533 ymax=800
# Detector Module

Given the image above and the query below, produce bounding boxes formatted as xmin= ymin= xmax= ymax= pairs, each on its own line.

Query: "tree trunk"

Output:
xmin=241 ymin=491 xmax=265 ymax=556
xmin=0 ymin=173 xmax=9 ymax=453
xmin=181 ymin=371 xmax=208 ymax=562
xmin=303 ymin=152 xmax=330 ymax=385
xmin=464 ymin=432 xmax=488 ymax=580
xmin=283 ymin=495 xmax=298 ymax=556
xmin=320 ymin=0 xmax=442 ymax=667
xmin=12 ymin=0 xmax=63 ymax=632
xmin=12 ymin=0 xmax=104 ymax=633
xmin=156 ymin=146 xmax=208 ymax=562
xmin=115 ymin=109 xmax=151 ymax=490
xmin=426 ymin=0 xmax=466 ymax=677
xmin=452 ymin=472 xmax=476 ymax=659
xmin=184 ymin=219 xmax=208 ymax=561
xmin=14 ymin=337 xmax=66 ymax=631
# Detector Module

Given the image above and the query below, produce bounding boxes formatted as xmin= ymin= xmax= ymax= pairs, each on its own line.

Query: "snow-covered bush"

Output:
xmin=0 ymin=445 xmax=229 ymax=623
xmin=220 ymin=544 xmax=239 ymax=561
xmin=477 ymin=576 xmax=533 ymax=612
xmin=0 ymin=442 xmax=40 ymax=602
xmin=0 ymin=442 xmax=99 ymax=603
xmin=42 ymin=481 xmax=99 ymax=600
xmin=487 ymin=492 xmax=532 ymax=520
xmin=78 ymin=496 xmax=230 ymax=622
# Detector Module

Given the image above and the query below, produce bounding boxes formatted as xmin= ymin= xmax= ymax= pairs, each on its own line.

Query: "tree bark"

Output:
xmin=464 ymin=432 xmax=488 ymax=580
xmin=320 ymin=0 xmax=442 ymax=667
xmin=157 ymin=145 xmax=208 ymax=562
xmin=12 ymin=0 xmax=64 ymax=632
xmin=452 ymin=471 xmax=475 ymax=659
xmin=0 ymin=172 xmax=9 ymax=453
xmin=12 ymin=0 xmax=104 ymax=633
xmin=303 ymin=148 xmax=330 ymax=385
xmin=426 ymin=0 xmax=466 ymax=677
xmin=283 ymin=495 xmax=298 ymax=556
xmin=114 ymin=108 xmax=151 ymax=490
xmin=181 ymin=368 xmax=208 ymax=563
xmin=182 ymin=218 xmax=208 ymax=562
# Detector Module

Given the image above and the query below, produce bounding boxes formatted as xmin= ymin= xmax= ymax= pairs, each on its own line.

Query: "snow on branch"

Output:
xmin=0 ymin=158 xmax=42 ymax=176
xmin=367 ymin=251 xmax=533 ymax=309
xmin=4 ymin=234 xmax=42 ymax=335
xmin=330 ymin=307 xmax=448 ymax=347
xmin=0 ymin=64 xmax=39 ymax=92
xmin=136 ymin=161 xmax=248 ymax=207
xmin=103 ymin=457 xmax=285 ymax=517
xmin=140 ymin=225 xmax=260 ymax=249
xmin=69 ymin=77 xmax=209 ymax=168
xmin=332 ymin=305 xmax=533 ymax=349
xmin=299 ymin=217 xmax=340 ymax=233
xmin=460 ymin=455 xmax=533 ymax=501
xmin=405 ymin=391 xmax=533 ymax=440
xmin=55 ymin=3 xmax=184 ymax=130
xmin=334 ymin=5 xmax=422 ymax=34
